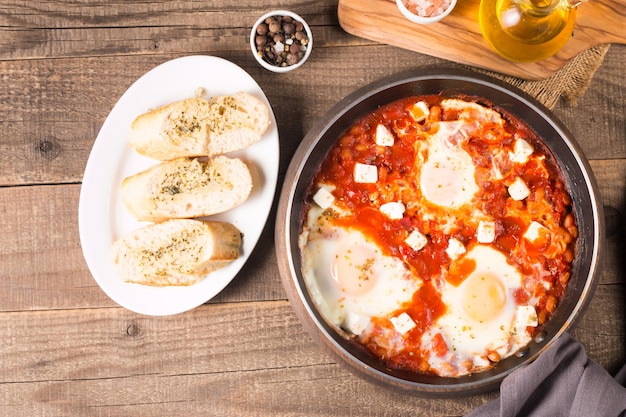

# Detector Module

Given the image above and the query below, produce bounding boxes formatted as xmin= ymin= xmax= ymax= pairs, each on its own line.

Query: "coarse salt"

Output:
xmin=403 ymin=0 xmax=452 ymax=17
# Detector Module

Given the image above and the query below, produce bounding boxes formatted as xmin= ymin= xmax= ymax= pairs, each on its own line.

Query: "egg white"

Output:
xmin=300 ymin=206 xmax=422 ymax=336
xmin=440 ymin=98 xmax=505 ymax=127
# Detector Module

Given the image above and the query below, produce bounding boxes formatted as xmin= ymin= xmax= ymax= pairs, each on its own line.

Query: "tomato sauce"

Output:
xmin=302 ymin=95 xmax=577 ymax=376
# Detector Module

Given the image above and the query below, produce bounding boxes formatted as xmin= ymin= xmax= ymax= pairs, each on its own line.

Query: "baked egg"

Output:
xmin=422 ymin=244 xmax=536 ymax=375
xmin=300 ymin=204 xmax=421 ymax=336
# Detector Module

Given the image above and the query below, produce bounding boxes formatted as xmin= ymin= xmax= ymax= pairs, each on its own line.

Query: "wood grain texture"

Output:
xmin=0 ymin=299 xmax=622 ymax=417
xmin=0 ymin=0 xmax=625 ymax=415
xmin=338 ymin=0 xmax=626 ymax=80
xmin=0 ymin=0 xmax=343 ymax=61
xmin=1 ymin=159 xmax=624 ymax=311
xmin=0 ymin=183 xmax=284 ymax=312
xmin=1 ymin=47 xmax=625 ymax=186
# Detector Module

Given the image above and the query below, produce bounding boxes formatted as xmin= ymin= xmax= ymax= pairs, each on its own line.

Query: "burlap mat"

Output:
xmin=470 ymin=44 xmax=611 ymax=109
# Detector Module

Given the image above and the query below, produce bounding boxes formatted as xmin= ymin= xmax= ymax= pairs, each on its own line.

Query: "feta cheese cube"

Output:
xmin=312 ymin=187 xmax=335 ymax=209
xmin=410 ymin=101 xmax=430 ymax=122
xmin=508 ymin=177 xmax=530 ymax=201
xmin=405 ymin=229 xmax=428 ymax=251
xmin=515 ymin=305 xmax=538 ymax=328
xmin=476 ymin=220 xmax=496 ymax=243
xmin=446 ymin=238 xmax=466 ymax=260
xmin=375 ymin=124 xmax=395 ymax=147
xmin=342 ymin=312 xmax=371 ymax=336
xmin=390 ymin=312 xmax=416 ymax=335
xmin=354 ymin=162 xmax=378 ymax=183
xmin=473 ymin=356 xmax=491 ymax=368
xmin=524 ymin=221 xmax=548 ymax=243
xmin=380 ymin=201 xmax=405 ymax=219
xmin=509 ymin=138 xmax=534 ymax=164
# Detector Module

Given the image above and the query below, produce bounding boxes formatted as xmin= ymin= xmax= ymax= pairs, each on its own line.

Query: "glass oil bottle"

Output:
xmin=479 ymin=0 xmax=584 ymax=62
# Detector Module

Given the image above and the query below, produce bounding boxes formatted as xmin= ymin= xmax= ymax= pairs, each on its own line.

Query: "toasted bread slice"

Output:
xmin=128 ymin=91 xmax=270 ymax=160
xmin=121 ymin=155 xmax=253 ymax=222
xmin=112 ymin=219 xmax=242 ymax=286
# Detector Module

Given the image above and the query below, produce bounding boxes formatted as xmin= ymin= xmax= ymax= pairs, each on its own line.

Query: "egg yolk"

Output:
xmin=461 ymin=272 xmax=506 ymax=323
xmin=331 ymin=244 xmax=378 ymax=296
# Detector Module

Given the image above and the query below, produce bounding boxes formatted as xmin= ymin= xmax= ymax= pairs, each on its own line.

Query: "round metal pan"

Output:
xmin=275 ymin=67 xmax=604 ymax=397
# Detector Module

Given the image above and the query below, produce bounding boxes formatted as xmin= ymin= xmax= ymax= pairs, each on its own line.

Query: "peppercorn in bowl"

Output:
xmin=250 ymin=10 xmax=313 ymax=73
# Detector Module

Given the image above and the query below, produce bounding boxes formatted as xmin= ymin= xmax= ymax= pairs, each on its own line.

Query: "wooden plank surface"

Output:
xmin=0 ymin=292 xmax=623 ymax=416
xmin=1 ymin=47 xmax=625 ymax=186
xmin=0 ymin=0 xmax=625 ymax=415
xmin=1 ymin=158 xmax=625 ymax=311
xmin=338 ymin=0 xmax=626 ymax=80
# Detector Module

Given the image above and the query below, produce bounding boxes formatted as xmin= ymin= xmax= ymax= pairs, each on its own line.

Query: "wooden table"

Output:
xmin=1 ymin=1 xmax=624 ymax=416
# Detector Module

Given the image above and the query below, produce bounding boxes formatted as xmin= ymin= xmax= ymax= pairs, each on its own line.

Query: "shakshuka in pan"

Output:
xmin=298 ymin=96 xmax=577 ymax=378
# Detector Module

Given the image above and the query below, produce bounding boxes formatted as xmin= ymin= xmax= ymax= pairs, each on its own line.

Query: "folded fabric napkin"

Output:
xmin=466 ymin=333 xmax=626 ymax=417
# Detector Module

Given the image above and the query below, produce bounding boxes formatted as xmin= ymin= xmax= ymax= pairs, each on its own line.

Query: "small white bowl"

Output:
xmin=396 ymin=0 xmax=457 ymax=25
xmin=250 ymin=10 xmax=313 ymax=73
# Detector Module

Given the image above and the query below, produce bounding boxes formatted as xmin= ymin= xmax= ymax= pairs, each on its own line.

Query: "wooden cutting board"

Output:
xmin=337 ymin=0 xmax=626 ymax=80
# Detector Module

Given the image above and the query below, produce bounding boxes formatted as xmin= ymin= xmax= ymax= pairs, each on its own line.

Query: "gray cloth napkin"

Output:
xmin=466 ymin=333 xmax=626 ymax=417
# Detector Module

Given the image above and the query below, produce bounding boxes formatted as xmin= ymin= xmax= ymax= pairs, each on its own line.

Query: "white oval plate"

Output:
xmin=78 ymin=55 xmax=279 ymax=316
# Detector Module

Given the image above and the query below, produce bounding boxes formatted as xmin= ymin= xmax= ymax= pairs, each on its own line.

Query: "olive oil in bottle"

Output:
xmin=479 ymin=0 xmax=578 ymax=62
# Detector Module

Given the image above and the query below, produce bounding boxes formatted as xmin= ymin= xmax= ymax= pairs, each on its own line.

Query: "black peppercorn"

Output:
xmin=253 ymin=14 xmax=310 ymax=68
